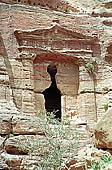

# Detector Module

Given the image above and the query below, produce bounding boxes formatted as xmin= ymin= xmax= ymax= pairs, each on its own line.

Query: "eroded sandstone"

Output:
xmin=12 ymin=114 xmax=45 ymax=135
xmin=1 ymin=0 xmax=112 ymax=169
xmin=95 ymin=108 xmax=112 ymax=149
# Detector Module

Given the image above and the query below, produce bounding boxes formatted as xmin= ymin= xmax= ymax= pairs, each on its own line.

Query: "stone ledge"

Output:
xmin=12 ymin=114 xmax=45 ymax=135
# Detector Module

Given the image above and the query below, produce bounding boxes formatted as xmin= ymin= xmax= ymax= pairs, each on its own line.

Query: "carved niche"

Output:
xmin=14 ymin=24 xmax=101 ymax=116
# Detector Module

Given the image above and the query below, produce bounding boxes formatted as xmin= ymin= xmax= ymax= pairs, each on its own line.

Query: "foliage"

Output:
xmin=88 ymin=154 xmax=112 ymax=170
xmin=104 ymin=103 xmax=108 ymax=112
xmin=90 ymin=161 xmax=101 ymax=170
xmin=8 ymin=134 xmax=14 ymax=138
xmin=86 ymin=62 xmax=94 ymax=73
xmin=31 ymin=112 xmax=79 ymax=170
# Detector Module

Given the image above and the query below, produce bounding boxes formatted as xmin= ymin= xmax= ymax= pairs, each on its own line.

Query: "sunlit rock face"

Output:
xmin=0 ymin=0 xmax=111 ymax=122
xmin=1 ymin=0 xmax=112 ymax=169
xmin=0 ymin=0 xmax=111 ymax=123
xmin=0 ymin=0 xmax=81 ymax=13
xmin=94 ymin=108 xmax=112 ymax=149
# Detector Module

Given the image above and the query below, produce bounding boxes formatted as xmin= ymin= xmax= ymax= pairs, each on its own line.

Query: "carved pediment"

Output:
xmin=14 ymin=24 xmax=99 ymax=59
xmin=14 ymin=24 xmax=91 ymax=42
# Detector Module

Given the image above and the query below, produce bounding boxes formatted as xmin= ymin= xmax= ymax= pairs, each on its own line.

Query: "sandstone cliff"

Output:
xmin=1 ymin=0 xmax=112 ymax=169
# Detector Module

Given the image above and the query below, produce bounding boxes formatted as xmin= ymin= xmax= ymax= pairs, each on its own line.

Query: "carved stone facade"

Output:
xmin=0 ymin=1 xmax=112 ymax=123
xmin=1 ymin=1 xmax=112 ymax=169
xmin=12 ymin=23 xmax=100 ymax=121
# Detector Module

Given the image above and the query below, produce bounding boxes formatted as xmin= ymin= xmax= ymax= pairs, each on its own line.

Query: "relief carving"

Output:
xmin=14 ymin=24 xmax=97 ymax=59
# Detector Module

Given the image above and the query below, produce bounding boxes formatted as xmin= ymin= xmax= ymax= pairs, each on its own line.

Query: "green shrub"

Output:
xmin=86 ymin=62 xmax=94 ymax=73
xmin=8 ymin=134 xmax=14 ymax=138
xmin=31 ymin=112 xmax=79 ymax=170
xmin=104 ymin=103 xmax=108 ymax=112
xmin=90 ymin=161 xmax=101 ymax=170
xmin=88 ymin=154 xmax=112 ymax=170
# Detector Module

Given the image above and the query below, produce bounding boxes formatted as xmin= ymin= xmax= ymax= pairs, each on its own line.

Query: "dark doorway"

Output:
xmin=42 ymin=64 xmax=61 ymax=121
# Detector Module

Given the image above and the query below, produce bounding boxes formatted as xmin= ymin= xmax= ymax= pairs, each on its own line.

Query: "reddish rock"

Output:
xmin=95 ymin=108 xmax=112 ymax=149
xmin=0 ymin=114 xmax=12 ymax=135
xmin=0 ymin=136 xmax=5 ymax=151
xmin=12 ymin=114 xmax=45 ymax=135
xmin=0 ymin=0 xmax=80 ymax=13
xmin=1 ymin=0 xmax=112 ymax=169
xmin=103 ymin=20 xmax=112 ymax=26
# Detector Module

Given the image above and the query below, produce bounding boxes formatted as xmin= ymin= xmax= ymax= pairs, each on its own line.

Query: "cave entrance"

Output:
xmin=42 ymin=64 xmax=61 ymax=121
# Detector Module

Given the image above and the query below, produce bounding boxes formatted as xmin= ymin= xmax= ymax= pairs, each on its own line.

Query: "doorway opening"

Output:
xmin=42 ymin=64 xmax=61 ymax=121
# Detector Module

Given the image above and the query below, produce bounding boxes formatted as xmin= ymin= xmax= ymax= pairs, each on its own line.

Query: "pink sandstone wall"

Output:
xmin=0 ymin=1 xmax=112 ymax=122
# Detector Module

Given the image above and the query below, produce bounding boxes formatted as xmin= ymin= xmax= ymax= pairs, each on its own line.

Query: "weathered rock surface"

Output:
xmin=0 ymin=136 xmax=5 ymax=151
xmin=95 ymin=108 xmax=112 ymax=149
xmin=0 ymin=33 xmax=19 ymax=115
xmin=0 ymin=1 xmax=111 ymax=124
xmin=12 ymin=114 xmax=45 ymax=135
xmin=1 ymin=0 xmax=112 ymax=169
xmin=0 ymin=0 xmax=81 ymax=13
xmin=0 ymin=113 xmax=93 ymax=169
xmin=1 ymin=146 xmax=110 ymax=170
xmin=0 ymin=155 xmax=9 ymax=170
xmin=0 ymin=114 xmax=12 ymax=135
xmin=65 ymin=146 xmax=112 ymax=170
xmin=0 ymin=112 xmax=112 ymax=169
xmin=4 ymin=135 xmax=46 ymax=155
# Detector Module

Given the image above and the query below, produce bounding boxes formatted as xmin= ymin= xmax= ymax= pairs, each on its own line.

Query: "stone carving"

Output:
xmin=13 ymin=23 xmax=101 ymax=118
xmin=1 ymin=1 xmax=112 ymax=169
xmin=14 ymin=24 xmax=99 ymax=60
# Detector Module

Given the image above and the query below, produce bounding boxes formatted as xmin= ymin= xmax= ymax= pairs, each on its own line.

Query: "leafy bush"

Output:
xmin=88 ymin=154 xmax=112 ymax=170
xmin=86 ymin=62 xmax=94 ymax=73
xmin=31 ymin=112 xmax=79 ymax=170
xmin=104 ymin=103 xmax=108 ymax=112
xmin=8 ymin=134 xmax=14 ymax=138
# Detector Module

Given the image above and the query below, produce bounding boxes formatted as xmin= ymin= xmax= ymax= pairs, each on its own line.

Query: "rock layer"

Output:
xmin=1 ymin=0 xmax=112 ymax=169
